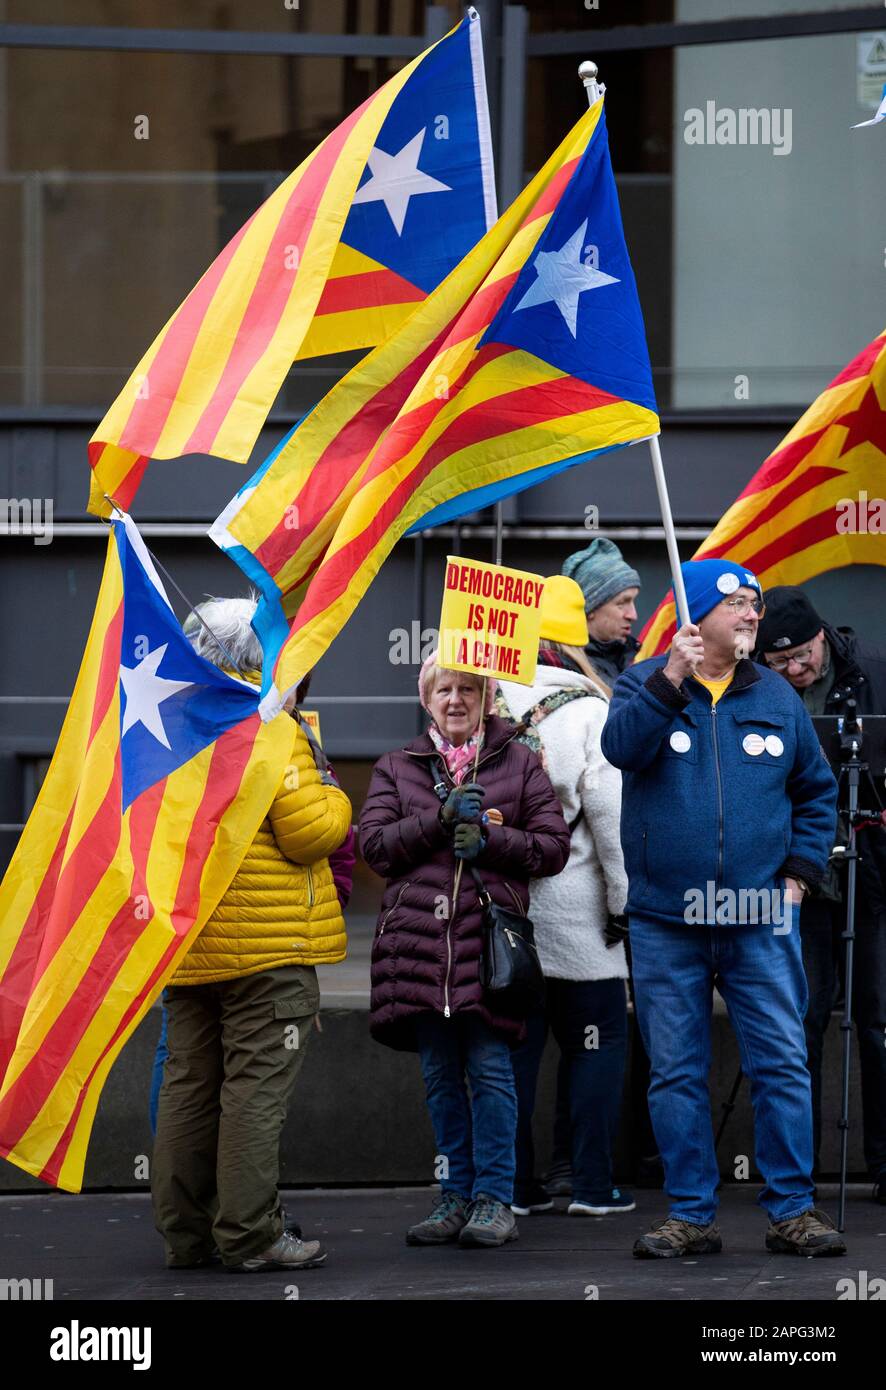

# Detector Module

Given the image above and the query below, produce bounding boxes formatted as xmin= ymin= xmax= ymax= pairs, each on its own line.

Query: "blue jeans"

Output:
xmin=512 ymin=977 xmax=627 ymax=1204
xmin=630 ymin=911 xmax=814 ymax=1226
xmin=414 ymin=1012 xmax=517 ymax=1205
xmin=149 ymin=998 xmax=169 ymax=1136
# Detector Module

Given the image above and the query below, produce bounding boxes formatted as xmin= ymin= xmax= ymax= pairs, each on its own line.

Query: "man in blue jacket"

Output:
xmin=601 ymin=559 xmax=844 ymax=1258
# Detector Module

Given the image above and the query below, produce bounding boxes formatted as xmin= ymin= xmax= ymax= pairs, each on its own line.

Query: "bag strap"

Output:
xmin=520 ymin=689 xmax=596 ymax=835
xmin=292 ymin=708 xmax=332 ymax=780
xmin=513 ymin=686 xmax=596 ymax=737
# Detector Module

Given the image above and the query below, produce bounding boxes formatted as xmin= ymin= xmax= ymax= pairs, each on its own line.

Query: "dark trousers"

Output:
xmin=801 ymin=897 xmax=886 ymax=1178
xmin=151 ymin=963 xmax=318 ymax=1267
xmin=512 ymin=977 xmax=628 ymax=1205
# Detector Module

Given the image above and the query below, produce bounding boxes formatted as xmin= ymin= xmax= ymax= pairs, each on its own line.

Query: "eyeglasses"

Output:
xmin=721 ymin=596 xmax=766 ymax=617
xmin=766 ymin=644 xmax=815 ymax=671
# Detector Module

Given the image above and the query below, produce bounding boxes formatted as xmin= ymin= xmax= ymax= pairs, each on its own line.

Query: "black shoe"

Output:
xmin=166 ymin=1249 xmax=222 ymax=1270
xmin=542 ymin=1161 xmax=572 ymax=1197
xmin=872 ymin=1174 xmax=886 ymax=1205
xmin=510 ymin=1183 xmax=554 ymax=1216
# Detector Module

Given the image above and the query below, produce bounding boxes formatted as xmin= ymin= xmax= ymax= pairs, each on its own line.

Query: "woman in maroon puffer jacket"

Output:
xmin=359 ymin=653 xmax=570 ymax=1249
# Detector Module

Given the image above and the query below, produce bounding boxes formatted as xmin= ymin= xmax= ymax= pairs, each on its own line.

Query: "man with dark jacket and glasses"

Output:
xmin=756 ymin=585 xmax=886 ymax=1205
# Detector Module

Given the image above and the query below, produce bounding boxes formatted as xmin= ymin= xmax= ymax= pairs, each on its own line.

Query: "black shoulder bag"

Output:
xmin=469 ymin=865 xmax=545 ymax=1017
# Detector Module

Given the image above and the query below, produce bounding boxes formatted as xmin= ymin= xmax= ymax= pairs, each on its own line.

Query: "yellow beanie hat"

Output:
xmin=539 ymin=575 xmax=589 ymax=645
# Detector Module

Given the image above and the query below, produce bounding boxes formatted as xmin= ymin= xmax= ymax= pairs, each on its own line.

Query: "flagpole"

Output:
xmin=648 ymin=434 xmax=691 ymax=630
xmin=578 ymin=61 xmax=690 ymax=631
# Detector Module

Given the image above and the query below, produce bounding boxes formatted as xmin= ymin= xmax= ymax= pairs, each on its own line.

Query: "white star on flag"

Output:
xmin=514 ymin=219 xmax=620 ymax=337
xmin=119 ymin=644 xmax=192 ymax=751
xmin=351 ymin=128 xmax=451 ymax=236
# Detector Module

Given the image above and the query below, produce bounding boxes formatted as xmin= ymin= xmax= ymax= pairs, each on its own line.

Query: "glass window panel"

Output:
xmin=673 ymin=29 xmax=886 ymax=407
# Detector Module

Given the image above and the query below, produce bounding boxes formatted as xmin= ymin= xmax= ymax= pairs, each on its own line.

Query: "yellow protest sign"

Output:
xmin=438 ymin=556 xmax=544 ymax=686
xmin=299 ymin=709 xmax=322 ymax=745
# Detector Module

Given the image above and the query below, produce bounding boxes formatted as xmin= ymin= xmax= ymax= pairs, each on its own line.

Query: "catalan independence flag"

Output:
xmin=212 ymin=96 xmax=658 ymax=712
xmin=0 ymin=514 xmax=296 ymax=1191
xmin=87 ymin=10 xmax=495 ymax=519
xmin=637 ymin=329 xmax=886 ymax=659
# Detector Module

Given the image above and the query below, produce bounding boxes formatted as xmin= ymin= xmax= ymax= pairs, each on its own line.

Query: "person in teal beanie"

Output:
xmin=562 ymin=537 xmax=641 ymax=686
xmin=601 ymin=558 xmax=845 ymax=1260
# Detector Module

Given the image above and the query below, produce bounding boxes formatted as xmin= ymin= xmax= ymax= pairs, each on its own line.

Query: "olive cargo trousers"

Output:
xmin=151 ymin=963 xmax=318 ymax=1268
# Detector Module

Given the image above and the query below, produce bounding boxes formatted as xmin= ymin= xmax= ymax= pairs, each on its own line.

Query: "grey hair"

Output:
xmin=184 ymin=595 xmax=263 ymax=674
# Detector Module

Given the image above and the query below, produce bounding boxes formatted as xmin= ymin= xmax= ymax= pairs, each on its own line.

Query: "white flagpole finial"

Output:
xmin=579 ymin=60 xmax=604 ymax=106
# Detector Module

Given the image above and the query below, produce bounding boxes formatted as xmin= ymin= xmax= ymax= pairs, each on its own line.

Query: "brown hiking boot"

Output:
xmin=633 ymin=1216 xmax=722 ymax=1259
xmin=765 ymin=1208 xmax=846 ymax=1257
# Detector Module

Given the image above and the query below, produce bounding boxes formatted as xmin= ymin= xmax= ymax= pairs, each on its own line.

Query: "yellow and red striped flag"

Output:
xmin=637 ymin=329 xmax=886 ymax=659
xmin=212 ymin=96 xmax=659 ymax=714
xmin=87 ymin=11 xmax=495 ymax=517
xmin=0 ymin=514 xmax=296 ymax=1191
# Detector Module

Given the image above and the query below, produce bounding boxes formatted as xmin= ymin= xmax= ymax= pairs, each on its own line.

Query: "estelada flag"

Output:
xmin=87 ymin=10 xmax=495 ymax=518
xmin=0 ymin=513 xmax=296 ymax=1191
xmin=212 ymin=95 xmax=659 ymax=714
xmin=637 ymin=329 xmax=886 ymax=659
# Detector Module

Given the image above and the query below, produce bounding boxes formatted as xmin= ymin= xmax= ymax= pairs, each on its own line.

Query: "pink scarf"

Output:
xmin=428 ymin=724 xmax=484 ymax=785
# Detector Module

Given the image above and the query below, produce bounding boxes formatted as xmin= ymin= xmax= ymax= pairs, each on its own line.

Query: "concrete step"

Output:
xmin=0 ymin=982 xmax=867 ymax=1192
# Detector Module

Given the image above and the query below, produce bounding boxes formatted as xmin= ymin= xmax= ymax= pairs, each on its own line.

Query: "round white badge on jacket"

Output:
xmin=765 ymin=734 xmax=784 ymax=757
xmin=743 ymin=733 xmax=765 ymax=755
xmin=669 ymin=731 xmax=692 ymax=752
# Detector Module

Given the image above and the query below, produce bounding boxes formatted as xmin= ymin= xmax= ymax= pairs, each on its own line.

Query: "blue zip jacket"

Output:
xmin=600 ymin=657 xmax=838 ymax=927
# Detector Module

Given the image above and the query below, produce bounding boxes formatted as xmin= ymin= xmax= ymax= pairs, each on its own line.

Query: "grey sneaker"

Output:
xmin=458 ymin=1194 xmax=519 ymax=1248
xmin=406 ymin=1191 xmax=471 ymax=1245
xmin=633 ymin=1216 xmax=722 ymax=1259
xmin=765 ymin=1208 xmax=847 ymax=1257
xmin=226 ymin=1229 xmax=327 ymax=1272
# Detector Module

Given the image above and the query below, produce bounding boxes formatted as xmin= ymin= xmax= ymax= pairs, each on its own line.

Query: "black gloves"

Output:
xmin=454 ymin=823 xmax=486 ymax=861
xmin=604 ymin=913 xmax=629 ymax=949
xmin=440 ymin=782 xmax=486 ymax=827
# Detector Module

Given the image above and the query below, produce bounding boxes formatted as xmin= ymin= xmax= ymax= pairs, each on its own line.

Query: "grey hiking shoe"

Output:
xmin=406 ymin=1191 xmax=471 ymax=1246
xmin=633 ymin=1216 xmax=722 ymax=1259
xmin=458 ymin=1194 xmax=519 ymax=1248
xmin=226 ymin=1230 xmax=327 ymax=1272
xmin=765 ymin=1208 xmax=846 ymax=1257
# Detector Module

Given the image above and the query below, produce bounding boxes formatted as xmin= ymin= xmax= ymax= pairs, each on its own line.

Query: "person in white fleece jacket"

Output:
xmin=498 ymin=575 xmax=634 ymax=1219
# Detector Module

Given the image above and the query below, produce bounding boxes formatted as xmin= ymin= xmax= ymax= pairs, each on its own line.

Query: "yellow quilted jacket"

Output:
xmin=173 ymin=719 xmax=352 ymax=985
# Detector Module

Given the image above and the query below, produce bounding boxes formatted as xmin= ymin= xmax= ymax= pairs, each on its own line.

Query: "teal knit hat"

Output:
xmin=562 ymin=537 xmax=641 ymax=612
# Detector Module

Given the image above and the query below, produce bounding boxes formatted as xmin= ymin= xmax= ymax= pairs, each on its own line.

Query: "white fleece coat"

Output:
xmin=497 ymin=666 xmax=628 ymax=982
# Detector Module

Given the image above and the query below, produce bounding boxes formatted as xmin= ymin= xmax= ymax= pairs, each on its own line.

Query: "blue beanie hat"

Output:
xmin=681 ymin=559 xmax=762 ymax=624
xmin=562 ymin=537 xmax=641 ymax=612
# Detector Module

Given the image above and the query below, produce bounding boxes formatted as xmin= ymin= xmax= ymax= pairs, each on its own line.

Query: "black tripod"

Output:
xmin=829 ymin=707 xmax=884 ymax=1228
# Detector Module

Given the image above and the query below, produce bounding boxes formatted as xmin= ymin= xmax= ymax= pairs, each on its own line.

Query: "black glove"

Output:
xmin=604 ymin=913 xmax=629 ymax=949
xmin=440 ymin=781 xmax=486 ymax=826
xmin=453 ymin=822 xmax=486 ymax=861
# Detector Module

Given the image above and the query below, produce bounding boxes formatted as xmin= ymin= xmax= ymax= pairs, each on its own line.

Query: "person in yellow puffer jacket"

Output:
xmin=151 ymin=597 xmax=352 ymax=1276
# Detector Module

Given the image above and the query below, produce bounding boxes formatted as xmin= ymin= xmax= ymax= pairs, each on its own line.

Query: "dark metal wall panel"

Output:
xmin=3 ymin=419 xmax=886 ymax=875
